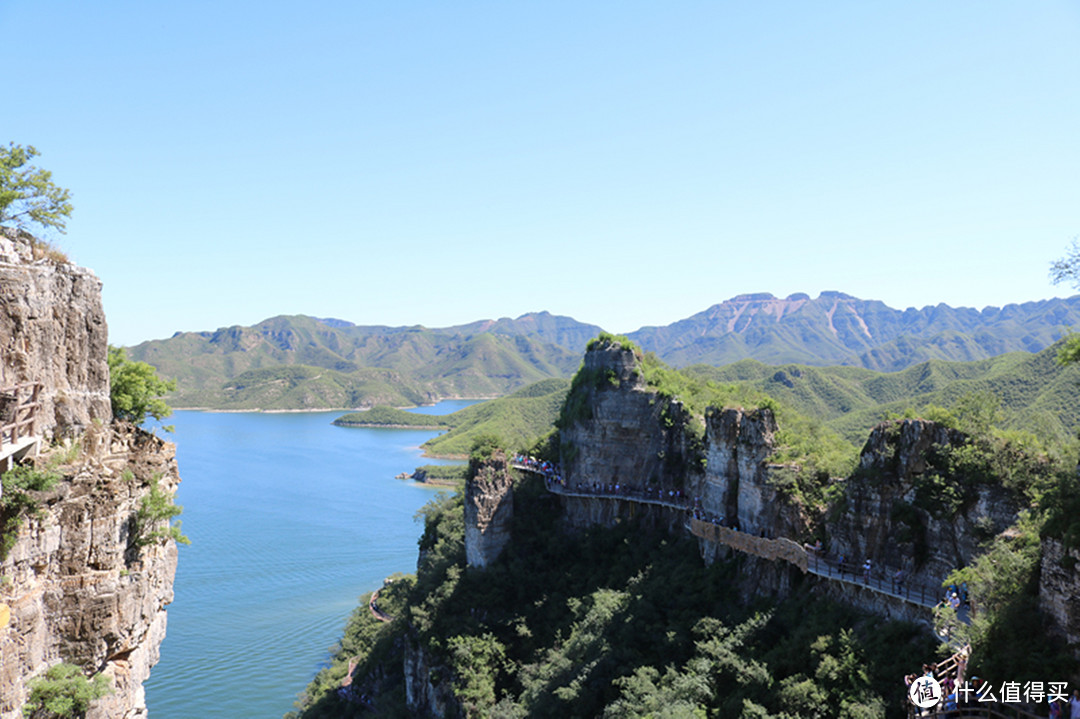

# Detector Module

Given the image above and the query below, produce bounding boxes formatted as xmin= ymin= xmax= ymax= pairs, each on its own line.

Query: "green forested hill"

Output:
xmin=127 ymin=295 xmax=1080 ymax=410
xmin=684 ymin=341 xmax=1080 ymax=444
xmin=332 ymin=378 xmax=570 ymax=457
xmin=128 ymin=315 xmax=581 ymax=410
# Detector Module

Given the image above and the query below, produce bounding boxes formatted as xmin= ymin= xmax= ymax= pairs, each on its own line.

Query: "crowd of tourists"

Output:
xmin=905 ymin=653 xmax=1080 ymax=718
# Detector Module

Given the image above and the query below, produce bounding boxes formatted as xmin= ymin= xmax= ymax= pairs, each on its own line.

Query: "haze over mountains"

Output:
xmin=128 ymin=292 xmax=1080 ymax=410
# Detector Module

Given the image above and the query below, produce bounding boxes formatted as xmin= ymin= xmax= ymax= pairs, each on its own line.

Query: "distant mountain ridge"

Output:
xmin=129 ymin=312 xmax=588 ymax=409
xmin=627 ymin=292 xmax=1080 ymax=370
xmin=128 ymin=295 xmax=1080 ymax=410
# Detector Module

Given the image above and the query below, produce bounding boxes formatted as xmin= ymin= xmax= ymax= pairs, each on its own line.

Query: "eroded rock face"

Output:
xmin=701 ymin=407 xmax=805 ymax=538
xmin=0 ymin=231 xmax=178 ymax=718
xmin=827 ymin=419 xmax=1020 ymax=591
xmin=464 ymin=451 xmax=514 ymax=569
xmin=403 ymin=636 xmax=452 ymax=718
xmin=1 ymin=426 xmax=179 ymax=719
xmin=0 ymin=229 xmax=110 ymax=438
xmin=559 ymin=345 xmax=704 ymax=530
xmin=1039 ymin=538 xmax=1080 ymax=654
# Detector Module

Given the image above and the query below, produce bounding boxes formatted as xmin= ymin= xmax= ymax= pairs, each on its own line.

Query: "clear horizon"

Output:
xmin=3 ymin=1 xmax=1078 ymax=346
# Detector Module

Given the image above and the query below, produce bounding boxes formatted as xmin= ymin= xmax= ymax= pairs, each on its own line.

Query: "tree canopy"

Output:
xmin=1050 ymin=240 xmax=1080 ymax=364
xmin=0 ymin=143 xmax=73 ymax=234
xmin=108 ymin=346 xmax=176 ymax=426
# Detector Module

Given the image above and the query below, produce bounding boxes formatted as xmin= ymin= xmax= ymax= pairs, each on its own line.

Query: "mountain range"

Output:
xmin=127 ymin=293 xmax=1080 ymax=410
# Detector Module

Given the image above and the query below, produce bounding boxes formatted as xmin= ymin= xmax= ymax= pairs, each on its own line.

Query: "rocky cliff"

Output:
xmin=464 ymin=450 xmax=514 ymax=569
xmin=0 ymin=229 xmax=110 ymax=436
xmin=555 ymin=342 xmax=811 ymax=599
xmin=558 ymin=344 xmax=704 ymax=531
xmin=1039 ymin=537 xmax=1080 ymax=654
xmin=828 ymin=419 xmax=1021 ymax=592
xmin=0 ymin=231 xmax=178 ymax=718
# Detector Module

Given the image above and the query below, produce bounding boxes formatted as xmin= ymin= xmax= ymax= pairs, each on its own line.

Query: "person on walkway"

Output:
xmin=862 ymin=559 xmax=872 ymax=583
xmin=1069 ymin=689 xmax=1080 ymax=719
xmin=894 ymin=569 xmax=905 ymax=593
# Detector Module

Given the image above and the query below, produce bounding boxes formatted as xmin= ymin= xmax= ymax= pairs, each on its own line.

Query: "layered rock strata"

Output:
xmin=1039 ymin=538 xmax=1080 ymax=660
xmin=0 ymin=229 xmax=110 ymax=437
xmin=827 ymin=419 xmax=1020 ymax=592
xmin=464 ymin=451 xmax=514 ymax=569
xmin=0 ymin=231 xmax=178 ymax=718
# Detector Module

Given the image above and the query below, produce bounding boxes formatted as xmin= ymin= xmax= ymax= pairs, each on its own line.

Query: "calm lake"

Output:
xmin=142 ymin=401 xmax=476 ymax=718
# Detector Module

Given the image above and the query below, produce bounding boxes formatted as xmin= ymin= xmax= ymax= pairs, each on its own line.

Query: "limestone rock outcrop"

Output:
xmin=827 ymin=419 xmax=1020 ymax=591
xmin=1039 ymin=538 xmax=1080 ymax=656
xmin=0 ymin=231 xmax=178 ymax=718
xmin=464 ymin=451 xmax=514 ymax=568
xmin=0 ymin=228 xmax=110 ymax=437
xmin=701 ymin=407 xmax=806 ymax=538
xmin=558 ymin=344 xmax=703 ymax=531
xmin=403 ymin=636 xmax=453 ymax=718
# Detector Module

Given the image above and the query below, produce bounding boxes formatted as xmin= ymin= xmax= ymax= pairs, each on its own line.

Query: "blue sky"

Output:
xmin=3 ymin=1 xmax=1078 ymax=346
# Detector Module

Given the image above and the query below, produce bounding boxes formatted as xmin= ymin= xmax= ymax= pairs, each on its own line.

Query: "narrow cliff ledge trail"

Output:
xmin=0 ymin=229 xmax=182 ymax=719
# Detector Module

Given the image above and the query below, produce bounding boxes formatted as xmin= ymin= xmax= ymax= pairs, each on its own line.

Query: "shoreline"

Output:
xmin=335 ymin=421 xmax=449 ymax=430
xmin=172 ymin=395 xmax=495 ymax=414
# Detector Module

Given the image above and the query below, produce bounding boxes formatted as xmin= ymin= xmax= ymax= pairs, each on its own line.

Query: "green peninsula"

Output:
xmin=333 ymin=406 xmax=452 ymax=429
xmin=332 ymin=378 xmax=570 ymax=458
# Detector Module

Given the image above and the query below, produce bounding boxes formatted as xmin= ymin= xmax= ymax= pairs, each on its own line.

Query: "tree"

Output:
xmin=22 ymin=662 xmax=111 ymax=718
xmin=0 ymin=143 xmax=73 ymax=234
xmin=107 ymin=346 xmax=176 ymax=426
xmin=1050 ymin=240 xmax=1080 ymax=364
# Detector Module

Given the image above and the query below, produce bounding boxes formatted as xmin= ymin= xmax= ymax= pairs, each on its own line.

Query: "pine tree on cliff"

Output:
xmin=0 ymin=142 xmax=73 ymax=234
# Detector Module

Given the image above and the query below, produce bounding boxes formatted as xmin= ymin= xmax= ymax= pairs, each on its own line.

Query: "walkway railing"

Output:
xmin=0 ymin=382 xmax=42 ymax=451
xmin=911 ymin=706 xmax=1047 ymax=719
xmin=511 ymin=459 xmax=953 ymax=610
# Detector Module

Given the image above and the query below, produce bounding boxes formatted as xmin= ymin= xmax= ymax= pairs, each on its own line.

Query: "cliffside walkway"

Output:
xmin=369 ymin=589 xmax=392 ymax=623
xmin=0 ymin=382 xmax=42 ymax=475
xmin=511 ymin=460 xmax=954 ymax=611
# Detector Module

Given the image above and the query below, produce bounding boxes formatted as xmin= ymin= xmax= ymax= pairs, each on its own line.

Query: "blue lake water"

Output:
xmin=143 ymin=401 xmax=476 ymax=718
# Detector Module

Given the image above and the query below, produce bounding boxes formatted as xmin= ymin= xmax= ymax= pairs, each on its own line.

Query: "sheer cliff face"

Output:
xmin=558 ymin=346 xmax=705 ymax=529
xmin=464 ymin=451 xmax=514 ymax=568
xmin=0 ymin=232 xmax=178 ymax=719
xmin=557 ymin=346 xmax=793 ymax=537
xmin=1040 ymin=539 xmax=1080 ymax=654
xmin=0 ymin=230 xmax=110 ymax=436
xmin=827 ymin=419 xmax=1020 ymax=588
xmin=702 ymin=407 xmax=805 ymax=538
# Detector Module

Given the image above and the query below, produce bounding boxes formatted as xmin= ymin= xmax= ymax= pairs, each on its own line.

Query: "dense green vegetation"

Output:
xmin=1 ymin=464 xmax=60 ymax=560
xmin=108 ymin=346 xmax=176 ymax=427
xmin=289 ymin=475 xmax=935 ymax=719
xmin=421 ymin=379 xmax=569 ymax=458
xmin=684 ymin=341 xmax=1080 ymax=448
xmin=331 ymin=379 xmax=569 ymax=459
xmin=127 ymin=315 xmax=581 ymax=410
xmin=133 ymin=474 xmax=189 ymax=548
xmin=21 ymin=662 xmax=111 ymax=718
xmin=411 ymin=464 xmax=469 ymax=485
xmin=334 ymin=407 xmax=452 ymax=428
